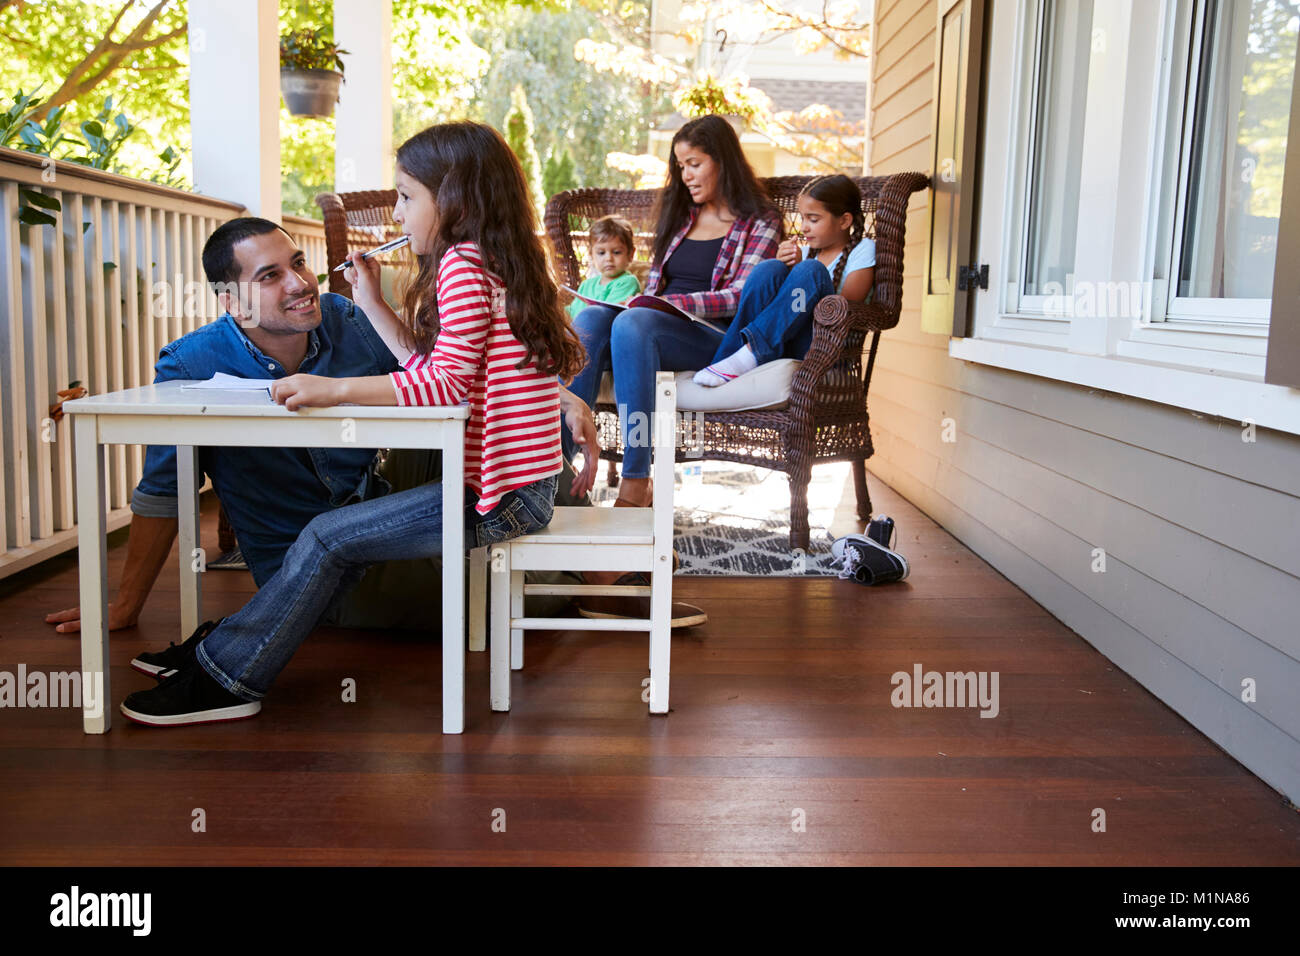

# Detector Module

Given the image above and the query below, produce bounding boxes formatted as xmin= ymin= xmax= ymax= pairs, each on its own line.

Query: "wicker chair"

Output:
xmin=315 ymin=190 xmax=409 ymax=297
xmin=545 ymin=172 xmax=930 ymax=551
xmin=315 ymin=172 xmax=930 ymax=551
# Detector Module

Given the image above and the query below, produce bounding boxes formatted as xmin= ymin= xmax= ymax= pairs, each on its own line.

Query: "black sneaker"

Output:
xmin=832 ymin=535 xmax=909 ymax=586
xmin=206 ymin=547 xmax=248 ymax=571
xmin=130 ymin=619 xmax=225 ymax=680
xmin=866 ymin=515 xmax=896 ymax=550
xmin=120 ymin=659 xmax=261 ymax=727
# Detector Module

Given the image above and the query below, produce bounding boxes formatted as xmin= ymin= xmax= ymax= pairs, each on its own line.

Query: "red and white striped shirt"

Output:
xmin=390 ymin=243 xmax=561 ymax=514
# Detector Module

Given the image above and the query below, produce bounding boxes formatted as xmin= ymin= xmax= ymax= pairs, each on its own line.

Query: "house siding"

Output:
xmin=869 ymin=0 xmax=1300 ymax=803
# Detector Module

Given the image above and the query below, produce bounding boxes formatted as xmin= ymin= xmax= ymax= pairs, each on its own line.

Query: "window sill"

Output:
xmin=948 ymin=336 xmax=1300 ymax=437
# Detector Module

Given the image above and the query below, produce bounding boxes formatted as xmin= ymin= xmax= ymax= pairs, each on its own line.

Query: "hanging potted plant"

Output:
xmin=672 ymin=74 xmax=766 ymax=133
xmin=280 ymin=29 xmax=348 ymax=118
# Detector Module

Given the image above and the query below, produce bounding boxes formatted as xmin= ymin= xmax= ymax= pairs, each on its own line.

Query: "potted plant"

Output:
xmin=280 ymin=29 xmax=348 ymax=118
xmin=672 ymin=74 xmax=766 ymax=132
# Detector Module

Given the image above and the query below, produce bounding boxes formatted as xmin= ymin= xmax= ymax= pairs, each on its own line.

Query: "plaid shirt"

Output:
xmin=644 ymin=205 xmax=783 ymax=320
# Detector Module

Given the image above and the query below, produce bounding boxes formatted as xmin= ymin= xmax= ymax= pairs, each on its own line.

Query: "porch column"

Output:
xmin=188 ymin=0 xmax=282 ymax=218
xmin=334 ymin=0 xmax=393 ymax=191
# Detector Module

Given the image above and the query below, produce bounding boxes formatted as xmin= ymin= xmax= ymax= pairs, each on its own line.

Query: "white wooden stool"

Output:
xmin=477 ymin=372 xmax=677 ymax=715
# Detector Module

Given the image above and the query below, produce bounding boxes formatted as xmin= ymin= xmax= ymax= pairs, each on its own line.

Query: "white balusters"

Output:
xmin=1 ymin=181 xmax=29 ymax=549
xmin=0 ymin=152 xmax=244 ymax=577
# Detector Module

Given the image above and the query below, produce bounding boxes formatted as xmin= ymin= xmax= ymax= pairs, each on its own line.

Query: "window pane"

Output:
xmin=1023 ymin=0 xmax=1095 ymax=296
xmin=1178 ymin=0 xmax=1298 ymax=300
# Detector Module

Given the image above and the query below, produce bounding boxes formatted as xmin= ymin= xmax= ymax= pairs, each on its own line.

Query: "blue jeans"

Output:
xmin=709 ymin=258 xmax=833 ymax=366
xmin=196 ymin=473 xmax=558 ymax=700
xmin=567 ymin=305 xmax=722 ymax=478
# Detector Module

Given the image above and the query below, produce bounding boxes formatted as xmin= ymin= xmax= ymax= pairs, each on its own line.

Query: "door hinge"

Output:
xmin=958 ymin=264 xmax=988 ymax=291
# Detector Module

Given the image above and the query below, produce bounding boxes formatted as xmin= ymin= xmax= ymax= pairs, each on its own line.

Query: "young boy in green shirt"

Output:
xmin=566 ymin=215 xmax=642 ymax=318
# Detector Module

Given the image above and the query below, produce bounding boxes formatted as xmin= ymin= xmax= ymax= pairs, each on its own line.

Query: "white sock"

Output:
xmin=693 ymin=344 xmax=758 ymax=387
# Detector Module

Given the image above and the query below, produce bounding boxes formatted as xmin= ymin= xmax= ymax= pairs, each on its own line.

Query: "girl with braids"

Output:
xmin=695 ymin=174 xmax=875 ymax=386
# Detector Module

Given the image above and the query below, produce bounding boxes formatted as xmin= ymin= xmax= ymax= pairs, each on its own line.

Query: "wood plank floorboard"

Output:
xmin=1 ymin=473 xmax=1297 ymax=865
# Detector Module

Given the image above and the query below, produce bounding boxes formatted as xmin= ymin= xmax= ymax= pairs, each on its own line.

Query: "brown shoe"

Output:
xmin=577 ymin=572 xmax=707 ymax=628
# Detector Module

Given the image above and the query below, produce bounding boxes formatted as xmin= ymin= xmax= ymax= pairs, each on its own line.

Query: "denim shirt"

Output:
xmin=131 ymin=293 xmax=401 ymax=585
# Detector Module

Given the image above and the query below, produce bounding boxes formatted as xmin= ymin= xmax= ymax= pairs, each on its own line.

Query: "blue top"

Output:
xmin=659 ymin=236 xmax=725 ymax=297
xmin=802 ymin=237 xmax=876 ymax=292
xmin=131 ymin=293 xmax=401 ymax=586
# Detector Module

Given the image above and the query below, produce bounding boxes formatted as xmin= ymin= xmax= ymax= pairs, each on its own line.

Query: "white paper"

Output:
xmin=181 ymin=372 xmax=275 ymax=391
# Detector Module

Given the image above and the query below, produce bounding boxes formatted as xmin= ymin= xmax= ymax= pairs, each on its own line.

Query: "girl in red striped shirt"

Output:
xmin=118 ymin=122 xmax=587 ymax=726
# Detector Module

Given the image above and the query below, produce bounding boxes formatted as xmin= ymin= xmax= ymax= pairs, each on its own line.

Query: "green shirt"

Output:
xmin=567 ymin=271 xmax=642 ymax=318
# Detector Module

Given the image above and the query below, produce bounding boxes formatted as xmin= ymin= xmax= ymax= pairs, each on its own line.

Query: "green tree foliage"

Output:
xmin=503 ymin=84 xmax=545 ymax=218
xmin=0 ymin=0 xmax=533 ymax=212
xmin=391 ymin=0 xmax=499 ymax=145
xmin=469 ymin=1 xmax=666 ymax=193
xmin=0 ymin=0 xmax=662 ymax=215
xmin=0 ymin=0 xmax=189 ymax=181
xmin=1237 ymin=0 xmax=1299 ymax=217
xmin=279 ymin=0 xmax=524 ymax=216
xmin=542 ymin=146 xmax=577 ymax=199
xmin=278 ymin=0 xmax=338 ymax=218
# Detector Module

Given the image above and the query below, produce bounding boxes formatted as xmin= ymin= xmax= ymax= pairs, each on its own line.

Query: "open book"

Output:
xmin=180 ymin=372 xmax=274 ymax=392
xmin=562 ymin=286 xmax=726 ymax=335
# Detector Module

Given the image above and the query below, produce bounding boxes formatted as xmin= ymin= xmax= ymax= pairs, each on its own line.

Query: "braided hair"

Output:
xmin=800 ymin=175 xmax=866 ymax=292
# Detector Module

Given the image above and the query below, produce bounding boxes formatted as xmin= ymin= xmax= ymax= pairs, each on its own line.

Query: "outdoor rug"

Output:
xmin=591 ymin=460 xmax=850 ymax=577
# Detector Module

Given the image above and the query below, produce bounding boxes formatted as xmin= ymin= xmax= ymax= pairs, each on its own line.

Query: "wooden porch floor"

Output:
xmin=1 ymin=473 xmax=1297 ymax=866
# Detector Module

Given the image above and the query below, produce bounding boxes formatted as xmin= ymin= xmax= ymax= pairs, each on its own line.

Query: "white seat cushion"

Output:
xmin=675 ymin=358 xmax=801 ymax=412
xmin=595 ymin=359 xmax=802 ymax=412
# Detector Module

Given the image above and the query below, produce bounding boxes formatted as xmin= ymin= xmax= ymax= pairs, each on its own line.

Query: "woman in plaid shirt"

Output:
xmin=567 ymin=115 xmax=783 ymax=505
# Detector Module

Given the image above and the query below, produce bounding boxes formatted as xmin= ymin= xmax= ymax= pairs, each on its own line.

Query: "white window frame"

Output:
xmin=1159 ymin=0 xmax=1275 ymax=326
xmin=955 ymin=0 xmax=1300 ymax=437
xmin=1012 ymin=0 xmax=1095 ymax=323
xmin=982 ymin=0 xmax=1072 ymax=344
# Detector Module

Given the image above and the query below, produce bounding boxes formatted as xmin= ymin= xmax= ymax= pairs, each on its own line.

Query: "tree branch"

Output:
xmin=757 ymin=0 xmax=870 ymax=60
xmin=113 ymin=22 xmax=186 ymax=52
xmin=24 ymin=0 xmax=182 ymax=123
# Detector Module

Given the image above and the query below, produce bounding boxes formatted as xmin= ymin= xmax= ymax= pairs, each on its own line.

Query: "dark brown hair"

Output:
xmin=395 ymin=121 xmax=585 ymax=380
xmin=202 ymin=217 xmax=293 ymax=289
xmin=801 ymin=175 xmax=866 ymax=291
xmin=651 ymin=115 xmax=778 ymax=267
xmin=588 ymin=215 xmax=635 ymax=257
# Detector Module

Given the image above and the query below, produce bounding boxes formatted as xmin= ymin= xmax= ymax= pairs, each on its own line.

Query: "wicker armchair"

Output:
xmin=545 ymin=172 xmax=930 ymax=551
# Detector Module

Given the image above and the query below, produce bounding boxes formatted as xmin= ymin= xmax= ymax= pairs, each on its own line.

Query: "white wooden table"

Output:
xmin=63 ymin=381 xmax=470 ymax=734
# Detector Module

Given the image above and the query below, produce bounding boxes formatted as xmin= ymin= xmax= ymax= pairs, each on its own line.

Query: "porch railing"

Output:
xmin=0 ymin=146 xmax=326 ymax=579
xmin=283 ymin=213 xmax=328 ymax=275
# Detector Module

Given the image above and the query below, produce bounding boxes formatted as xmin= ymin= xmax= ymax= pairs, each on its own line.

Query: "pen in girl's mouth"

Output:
xmin=332 ymin=234 xmax=411 ymax=271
